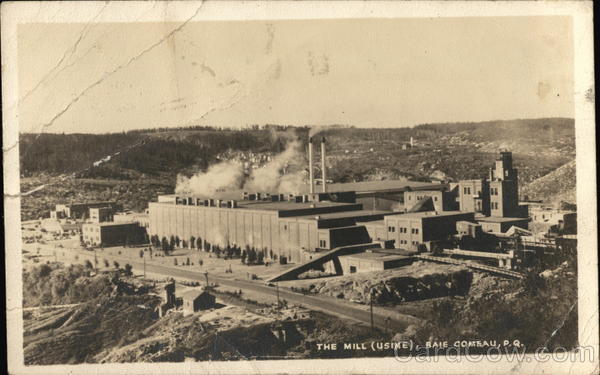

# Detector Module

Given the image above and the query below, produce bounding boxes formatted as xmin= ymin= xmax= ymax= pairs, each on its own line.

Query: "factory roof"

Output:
xmin=234 ymin=200 xmax=357 ymax=211
xmin=291 ymin=209 xmax=391 ymax=221
xmin=386 ymin=210 xmax=473 ymax=219
xmin=339 ymin=251 xmax=412 ymax=262
xmin=303 ymin=179 xmax=444 ymax=193
xmin=359 ymin=219 xmax=385 ymax=226
xmin=83 ymin=221 xmax=139 ymax=227
xmin=476 ymin=216 xmax=529 ymax=223
xmin=164 ymin=179 xmax=445 ymax=201
xmin=181 ymin=288 xmax=212 ymax=300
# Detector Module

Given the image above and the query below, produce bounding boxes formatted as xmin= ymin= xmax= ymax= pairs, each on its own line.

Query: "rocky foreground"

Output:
xmin=291 ymin=262 xmax=472 ymax=304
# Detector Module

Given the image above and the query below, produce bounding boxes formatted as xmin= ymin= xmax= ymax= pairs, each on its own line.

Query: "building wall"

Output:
xmin=339 ymin=256 xmax=384 ymax=274
xmin=382 ymin=212 xmax=474 ymax=251
xmin=82 ymin=223 xmax=144 ymax=247
xmin=383 ymin=216 xmax=424 ymax=250
xmin=319 ymin=226 xmax=372 ymax=250
xmin=479 ymin=219 xmax=528 ymax=233
xmin=149 ymin=202 xmax=323 ymax=263
xmin=89 ymin=207 xmax=113 ymax=223
xmin=457 ymin=180 xmax=490 ymax=215
xmin=490 ymin=180 xmax=520 ymax=217
xmin=404 ymin=190 xmax=443 ymax=212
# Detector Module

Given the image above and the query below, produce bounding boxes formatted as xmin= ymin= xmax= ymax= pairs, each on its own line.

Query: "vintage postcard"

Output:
xmin=2 ymin=1 xmax=597 ymax=374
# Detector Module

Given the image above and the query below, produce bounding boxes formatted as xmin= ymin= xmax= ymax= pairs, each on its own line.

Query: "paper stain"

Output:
xmin=537 ymin=81 xmax=552 ymax=100
xmin=307 ymin=52 xmax=329 ymax=76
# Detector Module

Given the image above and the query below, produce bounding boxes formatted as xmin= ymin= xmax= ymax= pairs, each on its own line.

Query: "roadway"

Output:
xmin=114 ymin=256 xmax=414 ymax=332
xmin=30 ymin=242 xmax=417 ymax=332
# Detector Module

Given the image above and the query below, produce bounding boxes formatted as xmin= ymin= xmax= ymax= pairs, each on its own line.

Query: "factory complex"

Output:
xmin=146 ymin=141 xmax=553 ymax=274
xmin=40 ymin=137 xmax=576 ymax=278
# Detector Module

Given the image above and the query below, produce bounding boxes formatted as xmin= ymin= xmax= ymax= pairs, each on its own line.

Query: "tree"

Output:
xmin=124 ymin=263 xmax=133 ymax=276
xmin=190 ymin=236 xmax=196 ymax=249
xmin=248 ymin=248 xmax=257 ymax=264
xmin=241 ymin=250 xmax=247 ymax=264
xmin=84 ymin=260 xmax=93 ymax=269
xmin=257 ymin=252 xmax=264 ymax=265
xmin=186 ymin=257 xmax=190 ymax=266
xmin=175 ymin=236 xmax=181 ymax=248
xmin=161 ymin=237 xmax=169 ymax=253
xmin=169 ymin=235 xmax=176 ymax=250
xmin=103 ymin=259 xmax=109 ymax=268
xmin=139 ymin=249 xmax=144 ymax=258
xmin=196 ymin=237 xmax=202 ymax=250
xmin=113 ymin=261 xmax=120 ymax=269
xmin=174 ymin=258 xmax=178 ymax=266
xmin=182 ymin=240 xmax=188 ymax=249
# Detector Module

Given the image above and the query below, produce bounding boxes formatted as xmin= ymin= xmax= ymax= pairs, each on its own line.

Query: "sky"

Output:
xmin=17 ymin=16 xmax=574 ymax=134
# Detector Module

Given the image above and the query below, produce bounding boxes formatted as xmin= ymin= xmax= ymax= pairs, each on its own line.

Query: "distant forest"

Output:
xmin=19 ymin=126 xmax=298 ymax=177
xmin=19 ymin=118 xmax=574 ymax=178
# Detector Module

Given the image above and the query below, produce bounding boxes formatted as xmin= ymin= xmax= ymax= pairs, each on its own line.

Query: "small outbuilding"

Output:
xmin=182 ymin=288 xmax=216 ymax=316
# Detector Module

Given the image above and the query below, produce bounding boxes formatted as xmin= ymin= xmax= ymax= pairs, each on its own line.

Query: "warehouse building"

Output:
xmin=54 ymin=201 xmax=122 ymax=220
xmin=361 ymin=211 xmax=475 ymax=251
xmin=338 ymin=251 xmax=414 ymax=274
xmin=148 ymin=195 xmax=395 ymax=264
xmin=403 ymin=185 xmax=459 ymax=212
xmin=82 ymin=222 xmax=146 ymax=247
xmin=89 ymin=207 xmax=114 ymax=223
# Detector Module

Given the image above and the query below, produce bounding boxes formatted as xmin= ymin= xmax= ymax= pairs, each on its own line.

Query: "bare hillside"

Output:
xmin=521 ymin=160 xmax=576 ymax=204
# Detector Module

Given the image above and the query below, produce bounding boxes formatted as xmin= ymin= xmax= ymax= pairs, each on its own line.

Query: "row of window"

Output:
xmin=408 ymin=195 xmax=439 ymax=201
xmin=388 ymin=226 xmax=419 ymax=234
xmin=491 ymin=202 xmax=499 ymax=210
xmin=398 ymin=239 xmax=419 ymax=246
xmin=490 ymin=187 xmax=499 ymax=195
xmin=319 ymin=240 xmax=327 ymax=248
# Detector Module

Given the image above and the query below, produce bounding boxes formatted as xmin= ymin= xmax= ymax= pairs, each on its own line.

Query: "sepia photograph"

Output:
xmin=3 ymin=1 xmax=597 ymax=374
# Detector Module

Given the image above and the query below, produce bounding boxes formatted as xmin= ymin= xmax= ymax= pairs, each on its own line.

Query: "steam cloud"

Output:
xmin=175 ymin=160 xmax=245 ymax=197
xmin=175 ymin=133 xmax=308 ymax=197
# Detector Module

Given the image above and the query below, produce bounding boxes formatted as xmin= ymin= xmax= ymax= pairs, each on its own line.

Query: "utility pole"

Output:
xmin=204 ymin=271 xmax=209 ymax=288
xmin=370 ymin=289 xmax=374 ymax=332
xmin=276 ymin=282 xmax=281 ymax=308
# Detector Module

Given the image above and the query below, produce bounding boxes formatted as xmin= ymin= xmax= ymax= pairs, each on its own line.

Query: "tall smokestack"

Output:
xmin=308 ymin=137 xmax=314 ymax=194
xmin=321 ymin=137 xmax=327 ymax=193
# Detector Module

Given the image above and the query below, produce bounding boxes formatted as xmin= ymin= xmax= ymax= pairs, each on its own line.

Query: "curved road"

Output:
xmin=123 ymin=258 xmax=414 ymax=332
xmin=28 ymin=241 xmax=418 ymax=332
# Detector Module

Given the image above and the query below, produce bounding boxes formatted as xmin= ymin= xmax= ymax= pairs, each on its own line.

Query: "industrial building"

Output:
xmin=147 ymin=145 xmax=536 ymax=271
xmin=182 ymin=288 xmax=216 ymax=316
xmin=456 ymin=152 xmax=527 ymax=219
xmin=148 ymin=196 xmax=395 ymax=263
xmin=89 ymin=207 xmax=114 ymax=223
xmin=403 ymin=187 xmax=459 ymax=212
xmin=529 ymin=207 xmax=577 ymax=234
xmin=53 ymin=201 xmax=122 ymax=220
xmin=82 ymin=221 xmax=146 ymax=247
xmin=338 ymin=250 xmax=414 ymax=274
xmin=361 ymin=211 xmax=476 ymax=251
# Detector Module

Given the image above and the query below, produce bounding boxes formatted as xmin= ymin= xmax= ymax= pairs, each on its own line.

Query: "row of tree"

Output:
xmin=149 ymin=234 xmax=281 ymax=265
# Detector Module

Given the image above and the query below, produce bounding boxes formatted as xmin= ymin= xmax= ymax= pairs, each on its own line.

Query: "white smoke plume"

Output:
xmin=175 ymin=133 xmax=308 ymax=197
xmin=243 ymin=138 xmax=307 ymax=195
xmin=175 ymin=160 xmax=244 ymax=197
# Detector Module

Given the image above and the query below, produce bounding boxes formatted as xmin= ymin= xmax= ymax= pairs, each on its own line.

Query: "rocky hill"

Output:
xmin=521 ymin=160 xmax=576 ymax=205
